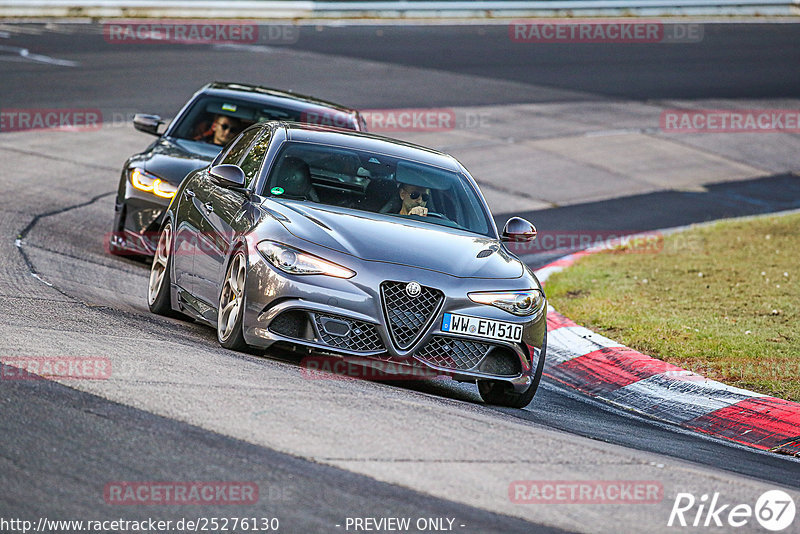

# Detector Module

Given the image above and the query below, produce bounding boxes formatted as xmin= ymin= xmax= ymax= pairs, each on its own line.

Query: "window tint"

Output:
xmin=239 ymin=130 xmax=273 ymax=187
xmin=170 ymin=95 xmax=359 ymax=145
xmin=220 ymin=127 xmax=261 ymax=166
xmin=263 ymin=141 xmax=493 ymax=237
xmin=172 ymin=97 xmax=253 ymax=143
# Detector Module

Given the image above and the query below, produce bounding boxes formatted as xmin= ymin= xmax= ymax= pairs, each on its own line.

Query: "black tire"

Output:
xmin=217 ymin=250 xmax=250 ymax=351
xmin=147 ymin=222 xmax=177 ymax=316
xmin=478 ymin=331 xmax=547 ymax=408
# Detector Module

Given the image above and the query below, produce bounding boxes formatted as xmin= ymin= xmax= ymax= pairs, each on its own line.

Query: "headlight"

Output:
xmin=130 ymin=168 xmax=177 ymax=199
xmin=468 ymin=290 xmax=544 ymax=316
xmin=256 ymin=241 xmax=355 ymax=279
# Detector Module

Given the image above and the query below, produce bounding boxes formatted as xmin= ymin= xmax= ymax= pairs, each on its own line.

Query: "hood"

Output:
xmin=266 ymin=201 xmax=523 ymax=279
xmin=140 ymin=137 xmax=222 ymax=185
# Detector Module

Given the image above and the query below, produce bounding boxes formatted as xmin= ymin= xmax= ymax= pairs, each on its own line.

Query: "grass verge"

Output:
xmin=545 ymin=213 xmax=800 ymax=401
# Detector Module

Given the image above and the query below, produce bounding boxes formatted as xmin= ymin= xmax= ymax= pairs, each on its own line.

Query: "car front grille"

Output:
xmin=479 ymin=347 xmax=522 ymax=376
xmin=269 ymin=310 xmax=309 ymax=339
xmin=416 ymin=336 xmax=521 ymax=376
xmin=381 ymin=281 xmax=443 ymax=350
xmin=312 ymin=313 xmax=385 ymax=353
xmin=270 ymin=309 xmax=385 ymax=354
xmin=416 ymin=336 xmax=492 ymax=371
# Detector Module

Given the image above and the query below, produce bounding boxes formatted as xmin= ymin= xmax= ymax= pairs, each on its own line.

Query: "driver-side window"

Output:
xmin=220 ymin=127 xmax=261 ymax=167
xmin=239 ymin=130 xmax=273 ymax=187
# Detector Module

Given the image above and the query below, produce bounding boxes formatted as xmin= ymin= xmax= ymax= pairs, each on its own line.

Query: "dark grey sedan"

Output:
xmin=147 ymin=121 xmax=547 ymax=408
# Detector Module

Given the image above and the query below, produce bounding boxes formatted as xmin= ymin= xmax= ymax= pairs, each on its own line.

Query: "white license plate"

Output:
xmin=441 ymin=313 xmax=523 ymax=343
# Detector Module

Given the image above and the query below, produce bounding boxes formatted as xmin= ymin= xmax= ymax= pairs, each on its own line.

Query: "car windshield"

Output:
xmin=262 ymin=141 xmax=494 ymax=237
xmin=170 ymin=96 xmax=357 ymax=146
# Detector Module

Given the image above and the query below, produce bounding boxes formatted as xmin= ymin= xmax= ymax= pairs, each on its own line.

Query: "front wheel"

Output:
xmin=148 ymin=222 xmax=177 ymax=316
xmin=478 ymin=332 xmax=546 ymax=408
xmin=217 ymin=250 xmax=250 ymax=351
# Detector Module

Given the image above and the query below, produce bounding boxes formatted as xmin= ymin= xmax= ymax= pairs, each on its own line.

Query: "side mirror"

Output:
xmin=133 ymin=114 xmax=164 ymax=136
xmin=210 ymin=164 xmax=246 ymax=188
xmin=502 ymin=217 xmax=537 ymax=242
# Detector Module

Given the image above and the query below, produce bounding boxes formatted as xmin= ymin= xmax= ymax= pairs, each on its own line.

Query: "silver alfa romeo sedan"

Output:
xmin=147 ymin=121 xmax=547 ymax=407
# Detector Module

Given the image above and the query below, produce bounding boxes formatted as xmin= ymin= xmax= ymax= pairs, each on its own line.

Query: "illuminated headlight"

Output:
xmin=130 ymin=168 xmax=177 ymax=199
xmin=468 ymin=290 xmax=544 ymax=316
xmin=256 ymin=241 xmax=355 ymax=279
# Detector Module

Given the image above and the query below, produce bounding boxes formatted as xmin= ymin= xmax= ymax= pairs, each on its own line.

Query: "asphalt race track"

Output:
xmin=1 ymin=21 xmax=799 ymax=533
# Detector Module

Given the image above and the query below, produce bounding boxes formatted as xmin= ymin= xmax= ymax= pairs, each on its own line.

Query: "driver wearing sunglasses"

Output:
xmin=211 ymin=114 xmax=242 ymax=146
xmin=195 ymin=114 xmax=241 ymax=146
xmin=398 ymin=183 xmax=431 ymax=217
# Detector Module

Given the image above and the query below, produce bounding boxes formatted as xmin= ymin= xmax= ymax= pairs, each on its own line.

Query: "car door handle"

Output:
xmin=183 ymin=189 xmax=195 ymax=199
xmin=203 ymin=202 xmax=214 ymax=213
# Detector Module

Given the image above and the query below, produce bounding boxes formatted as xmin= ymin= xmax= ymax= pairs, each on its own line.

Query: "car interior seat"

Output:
xmin=378 ymin=183 xmax=402 ymax=214
xmin=191 ymin=114 xmax=213 ymax=141
xmin=359 ymin=178 xmax=398 ymax=212
xmin=272 ymin=156 xmax=320 ymax=202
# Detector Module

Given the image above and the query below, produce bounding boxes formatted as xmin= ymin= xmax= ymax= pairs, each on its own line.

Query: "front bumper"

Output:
xmin=241 ymin=250 xmax=547 ymax=391
xmin=111 ymin=195 xmax=170 ymax=256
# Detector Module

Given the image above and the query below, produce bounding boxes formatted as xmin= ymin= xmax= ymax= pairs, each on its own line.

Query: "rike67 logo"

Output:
xmin=668 ymin=490 xmax=796 ymax=531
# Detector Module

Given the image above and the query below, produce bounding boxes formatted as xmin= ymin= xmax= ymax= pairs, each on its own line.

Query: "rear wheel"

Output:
xmin=147 ymin=222 xmax=176 ymax=316
xmin=478 ymin=332 xmax=546 ymax=408
xmin=217 ymin=250 xmax=249 ymax=351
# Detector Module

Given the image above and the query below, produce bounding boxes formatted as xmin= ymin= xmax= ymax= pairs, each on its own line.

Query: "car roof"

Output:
xmin=199 ymin=82 xmax=359 ymax=115
xmin=279 ymin=122 xmax=462 ymax=171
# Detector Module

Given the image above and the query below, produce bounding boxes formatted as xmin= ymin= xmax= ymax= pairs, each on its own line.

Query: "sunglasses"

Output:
xmin=408 ymin=190 xmax=430 ymax=202
xmin=217 ymin=122 xmax=234 ymax=131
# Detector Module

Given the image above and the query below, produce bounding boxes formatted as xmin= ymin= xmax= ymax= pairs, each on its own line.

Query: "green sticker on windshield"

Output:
xmin=271 ymin=187 xmax=285 ymax=195
xmin=222 ymin=103 xmax=238 ymax=112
